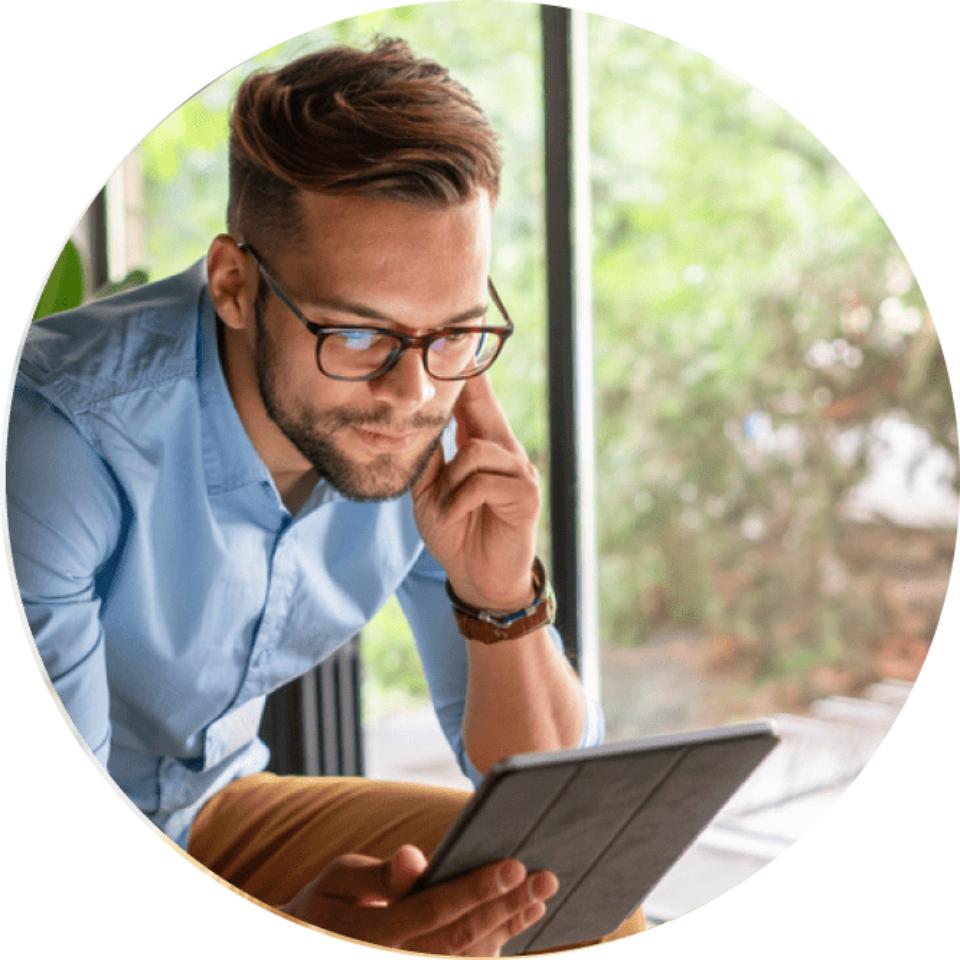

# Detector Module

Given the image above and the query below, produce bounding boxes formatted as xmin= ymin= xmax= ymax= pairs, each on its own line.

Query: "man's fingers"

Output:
xmin=285 ymin=859 xmax=558 ymax=957
xmin=404 ymin=871 xmax=556 ymax=956
xmin=442 ymin=473 xmax=540 ymax=527
xmin=412 ymin=442 xmax=445 ymax=501
xmin=385 ymin=845 xmax=429 ymax=900
xmin=453 ymin=375 xmax=524 ymax=455
xmin=389 ymin=858 xmax=527 ymax=941
xmin=469 ymin=899 xmax=548 ymax=957
xmin=437 ymin=439 xmax=531 ymax=504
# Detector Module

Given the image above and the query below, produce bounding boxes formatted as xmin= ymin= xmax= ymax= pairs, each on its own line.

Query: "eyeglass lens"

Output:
xmin=318 ymin=329 xmax=500 ymax=380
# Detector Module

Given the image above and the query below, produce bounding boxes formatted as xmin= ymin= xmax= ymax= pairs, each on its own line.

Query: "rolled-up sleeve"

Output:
xmin=395 ymin=545 xmax=604 ymax=786
xmin=6 ymin=385 xmax=122 ymax=765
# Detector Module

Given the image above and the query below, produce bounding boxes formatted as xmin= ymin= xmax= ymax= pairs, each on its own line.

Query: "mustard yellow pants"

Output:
xmin=187 ymin=772 xmax=646 ymax=951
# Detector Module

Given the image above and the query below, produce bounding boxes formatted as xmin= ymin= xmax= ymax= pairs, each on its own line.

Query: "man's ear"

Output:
xmin=206 ymin=234 xmax=257 ymax=332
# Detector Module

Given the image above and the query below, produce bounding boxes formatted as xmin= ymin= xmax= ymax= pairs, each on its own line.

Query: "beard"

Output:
xmin=253 ymin=307 xmax=449 ymax=502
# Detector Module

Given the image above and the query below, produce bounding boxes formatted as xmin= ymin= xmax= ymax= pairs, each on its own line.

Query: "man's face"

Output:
xmin=252 ymin=190 xmax=493 ymax=501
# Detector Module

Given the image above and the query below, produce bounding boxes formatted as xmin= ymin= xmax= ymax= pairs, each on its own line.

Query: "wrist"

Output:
xmin=446 ymin=558 xmax=556 ymax=644
xmin=447 ymin=580 xmax=537 ymax=614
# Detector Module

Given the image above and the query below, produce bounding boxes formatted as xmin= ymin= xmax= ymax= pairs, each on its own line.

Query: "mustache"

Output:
xmin=327 ymin=407 xmax=450 ymax=432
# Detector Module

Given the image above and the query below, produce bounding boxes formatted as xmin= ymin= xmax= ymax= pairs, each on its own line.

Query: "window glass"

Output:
xmin=587 ymin=17 xmax=956 ymax=741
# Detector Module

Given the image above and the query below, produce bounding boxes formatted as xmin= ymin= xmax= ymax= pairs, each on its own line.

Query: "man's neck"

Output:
xmin=273 ymin=468 xmax=319 ymax=515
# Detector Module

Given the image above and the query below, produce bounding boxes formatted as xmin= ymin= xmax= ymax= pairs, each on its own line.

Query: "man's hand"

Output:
xmin=280 ymin=844 xmax=558 ymax=956
xmin=413 ymin=375 xmax=540 ymax=612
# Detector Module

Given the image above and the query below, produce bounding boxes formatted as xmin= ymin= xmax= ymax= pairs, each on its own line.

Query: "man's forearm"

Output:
xmin=461 ymin=627 xmax=587 ymax=774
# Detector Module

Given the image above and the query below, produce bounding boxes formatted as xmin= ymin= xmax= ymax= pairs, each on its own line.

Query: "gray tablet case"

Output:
xmin=417 ymin=720 xmax=778 ymax=954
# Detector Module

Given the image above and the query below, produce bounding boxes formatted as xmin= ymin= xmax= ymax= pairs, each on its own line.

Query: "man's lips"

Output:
xmin=348 ymin=425 xmax=420 ymax=451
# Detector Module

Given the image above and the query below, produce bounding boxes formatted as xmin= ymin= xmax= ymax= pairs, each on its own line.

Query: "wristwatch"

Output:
xmin=446 ymin=557 xmax=557 ymax=644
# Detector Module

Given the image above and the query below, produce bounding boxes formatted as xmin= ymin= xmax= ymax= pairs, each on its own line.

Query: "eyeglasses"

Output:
xmin=239 ymin=243 xmax=514 ymax=382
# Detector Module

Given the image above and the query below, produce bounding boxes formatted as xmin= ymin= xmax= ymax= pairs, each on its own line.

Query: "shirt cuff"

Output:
xmin=460 ymin=748 xmax=485 ymax=788
xmin=578 ymin=687 xmax=606 ymax=747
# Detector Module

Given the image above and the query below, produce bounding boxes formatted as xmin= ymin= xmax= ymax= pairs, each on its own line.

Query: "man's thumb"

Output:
xmin=385 ymin=845 xmax=429 ymax=900
xmin=312 ymin=852 xmax=394 ymax=903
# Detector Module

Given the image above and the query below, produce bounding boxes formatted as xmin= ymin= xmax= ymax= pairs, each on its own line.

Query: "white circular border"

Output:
xmin=2 ymin=2 xmax=957 ymax=957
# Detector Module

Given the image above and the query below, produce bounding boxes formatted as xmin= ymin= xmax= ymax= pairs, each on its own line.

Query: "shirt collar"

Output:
xmin=196 ymin=275 xmax=273 ymax=494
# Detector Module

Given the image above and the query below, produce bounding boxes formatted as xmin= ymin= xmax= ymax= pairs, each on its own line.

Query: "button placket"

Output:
xmin=240 ymin=522 xmax=296 ymax=696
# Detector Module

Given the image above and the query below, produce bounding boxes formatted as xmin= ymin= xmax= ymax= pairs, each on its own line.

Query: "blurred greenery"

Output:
xmin=587 ymin=19 xmax=955 ymax=699
xmin=361 ymin=596 xmax=428 ymax=717
xmin=34 ymin=240 xmax=84 ymax=319
xmin=55 ymin=2 xmax=954 ymax=720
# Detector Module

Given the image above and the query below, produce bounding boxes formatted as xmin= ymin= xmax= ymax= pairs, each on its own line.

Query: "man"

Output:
xmin=8 ymin=39 xmax=641 ymax=954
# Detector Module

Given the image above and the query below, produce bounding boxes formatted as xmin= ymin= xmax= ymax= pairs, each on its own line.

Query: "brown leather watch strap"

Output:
xmin=446 ymin=558 xmax=557 ymax=644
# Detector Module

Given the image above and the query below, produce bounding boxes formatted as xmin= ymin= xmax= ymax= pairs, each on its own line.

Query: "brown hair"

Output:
xmin=227 ymin=37 xmax=502 ymax=250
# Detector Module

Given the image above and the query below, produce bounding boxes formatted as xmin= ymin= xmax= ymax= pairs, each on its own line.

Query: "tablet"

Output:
xmin=413 ymin=720 xmax=779 ymax=953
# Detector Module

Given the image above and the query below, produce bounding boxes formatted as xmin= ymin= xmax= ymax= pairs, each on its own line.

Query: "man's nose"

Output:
xmin=370 ymin=346 xmax=437 ymax=411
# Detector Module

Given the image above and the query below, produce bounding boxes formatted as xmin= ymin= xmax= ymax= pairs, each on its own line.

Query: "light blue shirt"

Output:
xmin=7 ymin=261 xmax=603 ymax=849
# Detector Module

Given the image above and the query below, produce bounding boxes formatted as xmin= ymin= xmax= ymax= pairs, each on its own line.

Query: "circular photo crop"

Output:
xmin=7 ymin=2 xmax=956 ymax=956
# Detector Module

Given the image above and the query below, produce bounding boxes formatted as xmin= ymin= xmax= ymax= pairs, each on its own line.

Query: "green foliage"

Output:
xmin=360 ymin=596 xmax=427 ymax=716
xmin=33 ymin=239 xmax=149 ymax=322
xmin=34 ymin=239 xmax=84 ymax=319
xmin=588 ymin=18 xmax=955 ymax=681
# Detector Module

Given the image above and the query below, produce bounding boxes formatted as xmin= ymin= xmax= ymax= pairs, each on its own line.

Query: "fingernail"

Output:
xmin=529 ymin=873 xmax=557 ymax=900
xmin=498 ymin=860 xmax=526 ymax=891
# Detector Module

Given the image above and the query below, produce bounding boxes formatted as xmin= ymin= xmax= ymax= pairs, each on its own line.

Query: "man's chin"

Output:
xmin=317 ymin=433 xmax=442 ymax=503
xmin=330 ymin=459 xmax=413 ymax=502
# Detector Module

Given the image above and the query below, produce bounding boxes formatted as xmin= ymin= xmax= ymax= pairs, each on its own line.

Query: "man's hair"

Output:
xmin=227 ymin=38 xmax=502 ymax=250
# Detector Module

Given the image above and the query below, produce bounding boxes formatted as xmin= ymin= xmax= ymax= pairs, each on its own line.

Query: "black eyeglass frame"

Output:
xmin=239 ymin=243 xmax=515 ymax=382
